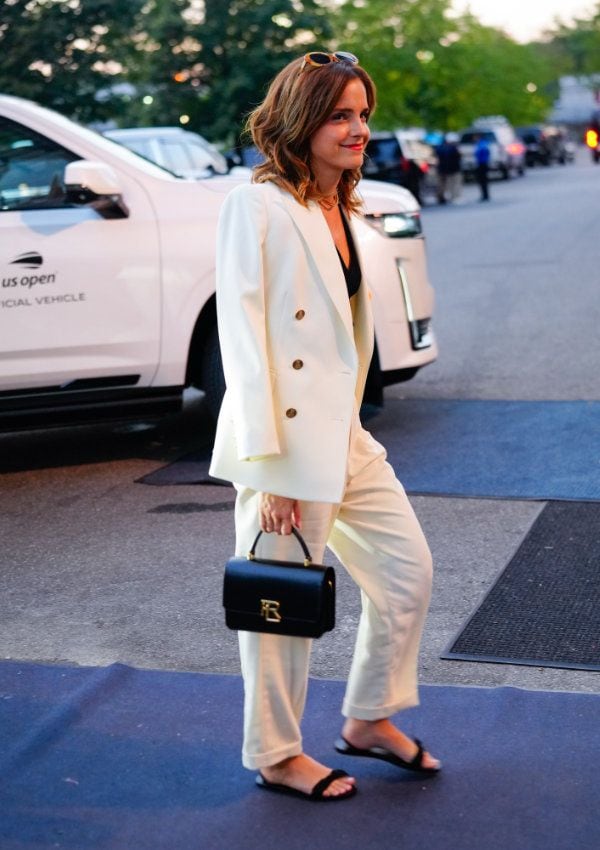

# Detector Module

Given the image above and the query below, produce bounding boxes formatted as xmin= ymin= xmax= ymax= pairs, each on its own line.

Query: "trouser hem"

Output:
xmin=341 ymin=691 xmax=419 ymax=720
xmin=242 ymin=740 xmax=303 ymax=770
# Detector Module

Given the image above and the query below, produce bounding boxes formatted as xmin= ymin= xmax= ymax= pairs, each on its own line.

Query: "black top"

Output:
xmin=337 ymin=211 xmax=361 ymax=298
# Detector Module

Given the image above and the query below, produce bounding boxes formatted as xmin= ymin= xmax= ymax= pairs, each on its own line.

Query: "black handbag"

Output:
xmin=223 ymin=528 xmax=335 ymax=638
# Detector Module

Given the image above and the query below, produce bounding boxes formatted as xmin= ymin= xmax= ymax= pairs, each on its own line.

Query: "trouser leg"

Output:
xmin=477 ymin=164 xmax=489 ymax=199
xmin=234 ymin=486 xmax=335 ymax=769
xmin=328 ymin=426 xmax=433 ymax=719
xmin=233 ymin=421 xmax=432 ymax=765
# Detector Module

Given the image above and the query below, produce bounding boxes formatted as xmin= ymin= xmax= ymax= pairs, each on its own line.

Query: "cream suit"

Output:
xmin=210 ymin=181 xmax=432 ymax=770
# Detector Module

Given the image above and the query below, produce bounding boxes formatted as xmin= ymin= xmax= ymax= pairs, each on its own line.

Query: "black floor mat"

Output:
xmin=442 ymin=501 xmax=600 ymax=670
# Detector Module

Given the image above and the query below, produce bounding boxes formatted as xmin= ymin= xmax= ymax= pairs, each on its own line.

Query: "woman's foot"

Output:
xmin=341 ymin=718 xmax=441 ymax=771
xmin=260 ymin=753 xmax=357 ymax=798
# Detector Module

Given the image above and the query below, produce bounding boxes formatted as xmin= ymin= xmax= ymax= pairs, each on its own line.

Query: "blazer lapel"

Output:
xmin=275 ymin=187 xmax=355 ymax=342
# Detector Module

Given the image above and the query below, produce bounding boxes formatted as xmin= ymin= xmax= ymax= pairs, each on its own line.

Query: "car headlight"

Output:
xmin=364 ymin=212 xmax=422 ymax=238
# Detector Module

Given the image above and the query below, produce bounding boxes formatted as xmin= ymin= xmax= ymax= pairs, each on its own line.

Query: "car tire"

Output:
xmin=200 ymin=325 xmax=226 ymax=420
xmin=500 ymin=164 xmax=509 ymax=180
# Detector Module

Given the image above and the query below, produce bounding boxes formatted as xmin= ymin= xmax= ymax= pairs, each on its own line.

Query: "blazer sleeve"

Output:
xmin=215 ymin=184 xmax=281 ymax=461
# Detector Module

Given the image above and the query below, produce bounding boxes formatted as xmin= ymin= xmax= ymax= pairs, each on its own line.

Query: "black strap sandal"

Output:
xmin=256 ymin=768 xmax=357 ymax=801
xmin=334 ymin=735 xmax=441 ymax=776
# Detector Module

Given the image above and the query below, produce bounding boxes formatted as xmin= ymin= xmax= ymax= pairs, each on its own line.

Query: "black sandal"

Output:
xmin=334 ymin=735 xmax=441 ymax=775
xmin=256 ymin=768 xmax=357 ymax=801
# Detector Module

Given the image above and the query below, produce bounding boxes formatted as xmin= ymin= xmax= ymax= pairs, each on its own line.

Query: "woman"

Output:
xmin=210 ymin=51 xmax=440 ymax=801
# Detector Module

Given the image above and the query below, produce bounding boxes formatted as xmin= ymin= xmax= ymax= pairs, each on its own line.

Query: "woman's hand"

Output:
xmin=259 ymin=493 xmax=302 ymax=535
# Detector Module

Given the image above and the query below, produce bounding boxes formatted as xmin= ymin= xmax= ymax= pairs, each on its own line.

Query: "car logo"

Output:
xmin=10 ymin=251 xmax=43 ymax=269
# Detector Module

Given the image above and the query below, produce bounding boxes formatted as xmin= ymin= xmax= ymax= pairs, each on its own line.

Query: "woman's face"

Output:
xmin=309 ymin=78 xmax=370 ymax=185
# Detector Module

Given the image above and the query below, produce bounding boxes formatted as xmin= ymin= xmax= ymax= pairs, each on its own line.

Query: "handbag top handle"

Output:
xmin=248 ymin=527 xmax=313 ymax=567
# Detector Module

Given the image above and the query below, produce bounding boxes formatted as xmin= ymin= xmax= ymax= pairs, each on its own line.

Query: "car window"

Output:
xmin=460 ymin=131 xmax=496 ymax=144
xmin=119 ymin=138 xmax=154 ymax=159
xmin=366 ymin=138 xmax=402 ymax=163
xmin=185 ymin=142 xmax=214 ymax=171
xmin=0 ymin=117 xmax=80 ymax=211
xmin=159 ymin=140 xmax=193 ymax=174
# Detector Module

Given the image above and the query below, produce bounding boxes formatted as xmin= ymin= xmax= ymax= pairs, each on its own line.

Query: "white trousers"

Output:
xmin=233 ymin=413 xmax=433 ymax=769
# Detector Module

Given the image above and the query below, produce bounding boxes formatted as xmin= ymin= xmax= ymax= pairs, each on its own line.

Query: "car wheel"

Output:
xmin=200 ymin=325 xmax=225 ymax=420
xmin=500 ymin=164 xmax=509 ymax=180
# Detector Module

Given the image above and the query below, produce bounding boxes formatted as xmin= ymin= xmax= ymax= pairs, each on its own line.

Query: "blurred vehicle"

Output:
xmin=104 ymin=126 xmax=229 ymax=178
xmin=363 ymin=131 xmax=427 ymax=203
xmin=459 ymin=117 xmax=525 ymax=179
xmin=395 ymin=130 xmax=439 ymax=202
xmin=585 ymin=111 xmax=600 ymax=163
xmin=0 ymin=94 xmax=437 ymax=429
xmin=225 ymin=144 xmax=265 ymax=170
xmin=516 ymin=125 xmax=569 ymax=166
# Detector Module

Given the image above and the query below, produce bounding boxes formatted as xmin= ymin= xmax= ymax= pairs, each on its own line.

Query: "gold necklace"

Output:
xmin=318 ymin=193 xmax=338 ymax=211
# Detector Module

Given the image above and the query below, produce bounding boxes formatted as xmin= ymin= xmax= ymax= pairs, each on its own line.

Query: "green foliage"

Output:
xmin=0 ymin=0 xmax=599 ymax=142
xmin=335 ymin=0 xmax=553 ymax=130
xmin=0 ymin=0 xmax=146 ymax=124
xmin=538 ymin=1 xmax=600 ymax=77
xmin=0 ymin=0 xmax=332 ymax=141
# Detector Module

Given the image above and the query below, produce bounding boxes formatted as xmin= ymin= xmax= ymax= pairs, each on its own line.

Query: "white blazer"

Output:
xmin=209 ymin=181 xmax=374 ymax=503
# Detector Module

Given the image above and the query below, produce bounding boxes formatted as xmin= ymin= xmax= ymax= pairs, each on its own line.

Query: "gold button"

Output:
xmin=292 ymin=359 xmax=303 ymax=370
xmin=285 ymin=408 xmax=297 ymax=418
xmin=295 ymin=309 xmax=305 ymax=320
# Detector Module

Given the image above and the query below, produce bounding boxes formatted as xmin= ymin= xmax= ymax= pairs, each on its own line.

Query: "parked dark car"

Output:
xmin=363 ymin=132 xmax=426 ymax=203
xmin=516 ymin=125 xmax=569 ymax=167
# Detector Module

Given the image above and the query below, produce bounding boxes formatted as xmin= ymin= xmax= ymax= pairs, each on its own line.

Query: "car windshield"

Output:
xmin=102 ymin=134 xmax=180 ymax=177
xmin=461 ymin=131 xmax=496 ymax=143
xmin=366 ymin=138 xmax=401 ymax=163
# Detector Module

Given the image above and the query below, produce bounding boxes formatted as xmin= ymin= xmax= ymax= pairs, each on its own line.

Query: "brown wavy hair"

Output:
xmin=247 ymin=55 xmax=376 ymax=214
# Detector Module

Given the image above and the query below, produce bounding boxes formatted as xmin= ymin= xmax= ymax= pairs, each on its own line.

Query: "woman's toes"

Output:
xmin=325 ymin=777 xmax=355 ymax=797
xmin=422 ymin=751 xmax=441 ymax=770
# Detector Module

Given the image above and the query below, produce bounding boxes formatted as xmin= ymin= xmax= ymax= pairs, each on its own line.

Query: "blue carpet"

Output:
xmin=370 ymin=399 xmax=600 ymax=500
xmin=0 ymin=661 xmax=598 ymax=850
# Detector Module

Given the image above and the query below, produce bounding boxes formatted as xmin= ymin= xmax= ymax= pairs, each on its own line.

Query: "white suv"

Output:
xmin=104 ymin=126 xmax=229 ymax=179
xmin=459 ymin=117 xmax=526 ymax=179
xmin=0 ymin=94 xmax=437 ymax=430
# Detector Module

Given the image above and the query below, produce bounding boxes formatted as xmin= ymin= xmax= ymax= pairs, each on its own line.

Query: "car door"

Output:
xmin=0 ymin=115 xmax=161 ymax=393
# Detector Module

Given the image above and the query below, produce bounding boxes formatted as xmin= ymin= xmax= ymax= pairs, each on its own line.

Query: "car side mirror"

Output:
xmin=64 ymin=161 xmax=129 ymax=219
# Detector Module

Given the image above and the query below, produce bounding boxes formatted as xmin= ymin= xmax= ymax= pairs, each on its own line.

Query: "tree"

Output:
xmin=138 ymin=0 xmax=334 ymax=143
xmin=0 ymin=0 xmax=146 ymax=124
xmin=0 ymin=0 xmax=334 ymax=141
xmin=538 ymin=2 xmax=600 ymax=79
xmin=334 ymin=0 xmax=553 ymax=129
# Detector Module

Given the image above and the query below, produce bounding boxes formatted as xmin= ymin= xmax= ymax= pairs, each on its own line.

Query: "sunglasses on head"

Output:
xmin=300 ymin=52 xmax=359 ymax=72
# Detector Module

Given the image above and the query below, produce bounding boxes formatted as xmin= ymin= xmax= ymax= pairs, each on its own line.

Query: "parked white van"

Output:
xmin=0 ymin=95 xmax=437 ymax=430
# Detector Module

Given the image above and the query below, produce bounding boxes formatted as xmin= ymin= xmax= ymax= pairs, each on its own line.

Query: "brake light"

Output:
xmin=586 ymin=129 xmax=599 ymax=148
xmin=506 ymin=142 xmax=524 ymax=155
xmin=419 ymin=162 xmax=429 ymax=173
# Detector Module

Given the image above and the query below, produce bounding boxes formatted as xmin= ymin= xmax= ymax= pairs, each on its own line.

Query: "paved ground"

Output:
xmin=1 ymin=148 xmax=598 ymax=698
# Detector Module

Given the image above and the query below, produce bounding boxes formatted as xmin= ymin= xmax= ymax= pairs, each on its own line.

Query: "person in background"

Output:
xmin=435 ymin=133 xmax=462 ymax=204
xmin=210 ymin=51 xmax=441 ymax=802
xmin=474 ymin=133 xmax=491 ymax=201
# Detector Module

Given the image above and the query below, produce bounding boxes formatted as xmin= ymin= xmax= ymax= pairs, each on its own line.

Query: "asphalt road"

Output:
xmin=1 ymin=148 xmax=598 ymax=697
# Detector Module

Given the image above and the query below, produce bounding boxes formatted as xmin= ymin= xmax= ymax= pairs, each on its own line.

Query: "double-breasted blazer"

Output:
xmin=209 ymin=181 xmax=374 ymax=503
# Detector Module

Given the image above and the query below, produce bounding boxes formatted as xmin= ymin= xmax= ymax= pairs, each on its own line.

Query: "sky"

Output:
xmin=453 ymin=0 xmax=596 ymax=42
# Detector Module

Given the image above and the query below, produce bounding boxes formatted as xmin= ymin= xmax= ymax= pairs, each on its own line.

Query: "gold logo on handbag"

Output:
xmin=260 ymin=599 xmax=282 ymax=623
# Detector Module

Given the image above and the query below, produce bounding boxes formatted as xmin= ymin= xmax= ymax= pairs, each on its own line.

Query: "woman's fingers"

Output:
xmin=258 ymin=494 xmax=299 ymax=534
